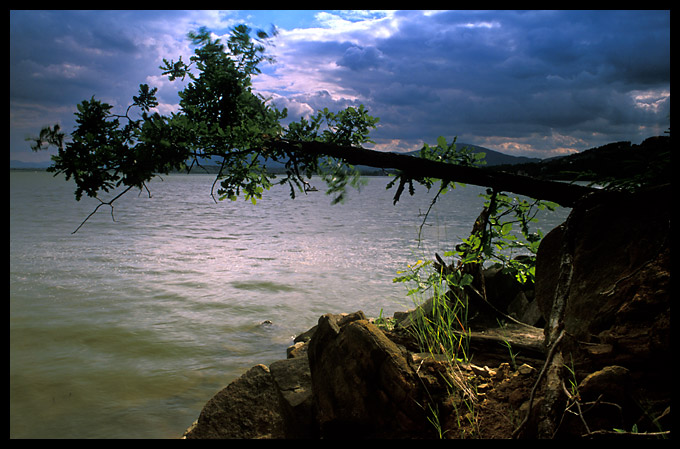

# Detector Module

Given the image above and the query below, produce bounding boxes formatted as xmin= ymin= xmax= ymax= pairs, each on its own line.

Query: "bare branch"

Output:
xmin=71 ymin=185 xmax=135 ymax=234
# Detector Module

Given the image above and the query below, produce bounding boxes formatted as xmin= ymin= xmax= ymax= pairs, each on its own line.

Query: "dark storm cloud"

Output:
xmin=10 ymin=10 xmax=670 ymax=163
xmin=337 ymin=45 xmax=385 ymax=71
xmin=369 ymin=11 xmax=667 ymax=153
xmin=11 ymin=11 xmax=207 ymax=101
xmin=262 ymin=10 xmax=668 ymax=156
xmin=10 ymin=10 xmax=205 ymax=161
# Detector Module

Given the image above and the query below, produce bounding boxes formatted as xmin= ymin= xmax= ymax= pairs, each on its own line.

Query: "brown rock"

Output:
xmin=269 ymin=357 xmax=315 ymax=438
xmin=307 ymin=311 xmax=433 ymax=438
xmin=184 ymin=364 xmax=286 ymax=439
xmin=531 ymin=184 xmax=671 ymax=438
xmin=578 ymin=365 xmax=631 ymax=404
xmin=535 ymin=184 xmax=670 ymax=347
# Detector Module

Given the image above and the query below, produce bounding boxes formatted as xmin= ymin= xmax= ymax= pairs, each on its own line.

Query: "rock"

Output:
xmin=516 ymin=294 xmax=544 ymax=328
xmin=269 ymin=357 xmax=315 ymax=438
xmin=507 ymin=290 xmax=544 ymax=328
xmin=483 ymin=265 xmax=523 ymax=311
xmin=535 ymin=184 xmax=670 ymax=350
xmin=392 ymin=297 xmax=437 ymax=330
xmin=531 ymin=184 xmax=671 ymax=438
xmin=184 ymin=357 xmax=316 ymax=439
xmin=286 ymin=341 xmax=307 ymax=359
xmin=307 ymin=311 xmax=434 ymax=438
xmin=184 ymin=364 xmax=286 ymax=439
xmin=286 ymin=323 xmax=317 ymax=358
xmin=293 ymin=325 xmax=317 ymax=343
xmin=516 ymin=363 xmax=536 ymax=377
xmin=578 ymin=365 xmax=631 ymax=404
xmin=554 ymin=365 xmax=636 ymax=437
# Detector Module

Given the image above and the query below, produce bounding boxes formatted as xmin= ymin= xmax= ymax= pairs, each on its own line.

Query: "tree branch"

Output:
xmin=272 ymin=139 xmax=598 ymax=208
xmin=71 ymin=184 xmax=136 ymax=234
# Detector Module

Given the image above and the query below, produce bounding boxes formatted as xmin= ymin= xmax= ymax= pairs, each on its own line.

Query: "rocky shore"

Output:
xmin=181 ymin=183 xmax=670 ymax=439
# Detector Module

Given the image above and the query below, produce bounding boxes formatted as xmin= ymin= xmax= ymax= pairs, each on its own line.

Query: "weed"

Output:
xmin=497 ymin=320 xmax=520 ymax=370
xmin=395 ymin=261 xmax=478 ymax=437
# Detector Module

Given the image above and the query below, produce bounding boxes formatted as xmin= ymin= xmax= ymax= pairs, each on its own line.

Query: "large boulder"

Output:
xmin=183 ymin=356 xmax=315 ymax=439
xmin=535 ymin=184 xmax=670 ymax=364
xmin=269 ymin=357 xmax=315 ymax=438
xmin=483 ymin=264 xmax=543 ymax=327
xmin=306 ymin=311 xmax=435 ymax=438
xmin=532 ymin=183 xmax=671 ymax=437
xmin=183 ymin=311 xmax=455 ymax=439
xmin=183 ymin=364 xmax=286 ymax=439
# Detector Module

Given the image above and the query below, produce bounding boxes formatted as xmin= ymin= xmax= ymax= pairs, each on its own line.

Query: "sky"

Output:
xmin=10 ymin=10 xmax=670 ymax=164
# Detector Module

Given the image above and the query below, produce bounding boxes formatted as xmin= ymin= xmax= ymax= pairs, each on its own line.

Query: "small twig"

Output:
xmin=210 ymin=157 xmax=229 ymax=203
xmin=583 ymin=429 xmax=671 ymax=439
xmin=417 ymin=184 xmax=447 ymax=245
xmin=71 ymin=185 xmax=135 ymax=234
xmin=561 ymin=380 xmax=591 ymax=434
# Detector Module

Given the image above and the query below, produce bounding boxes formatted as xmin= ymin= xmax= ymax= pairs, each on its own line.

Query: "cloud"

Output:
xmin=10 ymin=10 xmax=670 ymax=163
xmin=337 ymin=45 xmax=385 ymax=71
xmin=10 ymin=10 xmax=202 ymax=160
xmin=262 ymin=10 xmax=669 ymax=156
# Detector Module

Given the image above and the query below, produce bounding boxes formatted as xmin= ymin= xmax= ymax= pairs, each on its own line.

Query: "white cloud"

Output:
xmin=254 ymin=11 xmax=405 ymax=109
xmin=278 ymin=10 xmax=399 ymax=45
xmin=266 ymin=93 xmax=315 ymax=119
xmin=32 ymin=62 xmax=87 ymax=80
xmin=630 ymin=89 xmax=670 ymax=113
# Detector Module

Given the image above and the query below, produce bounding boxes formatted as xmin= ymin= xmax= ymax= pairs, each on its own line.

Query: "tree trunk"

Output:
xmin=273 ymin=139 xmax=597 ymax=207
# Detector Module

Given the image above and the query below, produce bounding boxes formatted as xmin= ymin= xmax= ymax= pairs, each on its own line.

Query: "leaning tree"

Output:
xmin=29 ymin=25 xmax=596 ymax=223
xmin=31 ymin=25 xmax=664 ymax=438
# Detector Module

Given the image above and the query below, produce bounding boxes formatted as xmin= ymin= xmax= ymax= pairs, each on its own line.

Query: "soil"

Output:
xmin=449 ymin=362 xmax=538 ymax=438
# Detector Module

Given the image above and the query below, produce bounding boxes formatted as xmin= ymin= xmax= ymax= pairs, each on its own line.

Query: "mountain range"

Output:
xmin=402 ymin=142 xmax=541 ymax=167
xmin=484 ymin=135 xmax=670 ymax=184
xmin=13 ymin=137 xmax=666 ymax=182
xmin=9 ymin=142 xmax=539 ymax=171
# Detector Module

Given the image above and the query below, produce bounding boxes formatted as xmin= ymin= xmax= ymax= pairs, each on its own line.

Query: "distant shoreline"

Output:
xmin=10 ymin=167 xmax=48 ymax=171
xmin=9 ymin=166 xmax=393 ymax=176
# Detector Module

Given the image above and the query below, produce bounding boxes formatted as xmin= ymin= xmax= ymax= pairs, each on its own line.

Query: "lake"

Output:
xmin=10 ymin=170 xmax=570 ymax=438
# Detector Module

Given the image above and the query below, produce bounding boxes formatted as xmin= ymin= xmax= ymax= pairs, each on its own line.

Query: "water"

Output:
xmin=10 ymin=170 xmax=570 ymax=438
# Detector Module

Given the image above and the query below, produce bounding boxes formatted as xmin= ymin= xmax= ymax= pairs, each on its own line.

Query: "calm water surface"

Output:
xmin=10 ymin=170 xmax=569 ymax=438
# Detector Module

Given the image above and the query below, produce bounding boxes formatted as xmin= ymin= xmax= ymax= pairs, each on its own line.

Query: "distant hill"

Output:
xmin=10 ymin=160 xmax=50 ymax=170
xmin=402 ymin=142 xmax=541 ymax=167
xmin=16 ymin=137 xmax=661 ymax=183
xmin=486 ymin=136 xmax=670 ymax=185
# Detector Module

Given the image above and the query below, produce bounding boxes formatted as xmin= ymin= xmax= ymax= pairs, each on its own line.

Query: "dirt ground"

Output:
xmin=441 ymin=362 xmax=539 ymax=439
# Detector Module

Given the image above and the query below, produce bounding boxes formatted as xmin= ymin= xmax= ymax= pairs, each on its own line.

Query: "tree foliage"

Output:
xmin=30 ymin=24 xmax=593 ymax=236
xmin=33 ymin=25 xmax=388 ymax=208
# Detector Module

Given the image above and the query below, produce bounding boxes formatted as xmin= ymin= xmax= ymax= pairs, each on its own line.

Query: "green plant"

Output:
xmin=426 ymin=403 xmax=448 ymax=439
xmin=395 ymin=258 xmax=480 ymax=437
xmin=395 ymin=260 xmax=471 ymax=363
xmin=563 ymin=356 xmax=580 ymax=400
xmin=496 ymin=319 xmax=521 ymax=370
xmin=444 ymin=190 xmax=557 ymax=286
xmin=443 ymin=370 xmax=480 ymax=439
xmin=373 ymin=308 xmax=395 ymax=331
xmin=392 ymin=155 xmax=558 ymax=437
